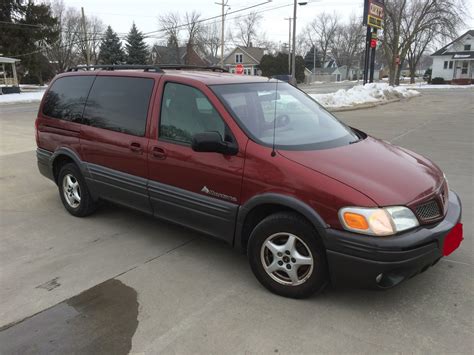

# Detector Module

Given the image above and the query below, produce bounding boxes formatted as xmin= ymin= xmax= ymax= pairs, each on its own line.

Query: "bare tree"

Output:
xmin=47 ymin=1 xmax=81 ymax=72
xmin=77 ymin=15 xmax=105 ymax=65
xmin=234 ymin=11 xmax=263 ymax=47
xmin=199 ymin=21 xmax=221 ymax=63
xmin=383 ymin=0 xmax=467 ymax=85
xmin=306 ymin=12 xmax=339 ymax=67
xmin=184 ymin=11 xmax=202 ymax=45
xmin=331 ymin=15 xmax=365 ymax=79
xmin=406 ymin=28 xmax=435 ymax=83
xmin=158 ymin=12 xmax=181 ymax=63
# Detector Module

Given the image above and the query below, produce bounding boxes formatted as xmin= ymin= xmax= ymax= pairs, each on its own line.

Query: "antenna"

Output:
xmin=271 ymin=79 xmax=279 ymax=157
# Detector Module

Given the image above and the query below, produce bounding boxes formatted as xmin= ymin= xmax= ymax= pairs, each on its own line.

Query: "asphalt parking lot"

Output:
xmin=0 ymin=88 xmax=473 ymax=354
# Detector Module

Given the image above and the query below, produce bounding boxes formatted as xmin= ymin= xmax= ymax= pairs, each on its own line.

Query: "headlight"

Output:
xmin=339 ymin=206 xmax=419 ymax=236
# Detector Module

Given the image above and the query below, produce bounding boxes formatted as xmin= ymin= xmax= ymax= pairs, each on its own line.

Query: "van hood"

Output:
xmin=279 ymin=136 xmax=444 ymax=206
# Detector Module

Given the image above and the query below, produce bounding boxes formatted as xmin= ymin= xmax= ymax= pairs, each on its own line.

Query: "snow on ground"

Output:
xmin=311 ymin=83 xmax=420 ymax=109
xmin=0 ymin=90 xmax=45 ymax=104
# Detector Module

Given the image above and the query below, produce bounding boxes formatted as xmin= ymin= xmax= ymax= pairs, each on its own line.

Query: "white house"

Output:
xmin=431 ymin=30 xmax=474 ymax=84
xmin=223 ymin=46 xmax=266 ymax=75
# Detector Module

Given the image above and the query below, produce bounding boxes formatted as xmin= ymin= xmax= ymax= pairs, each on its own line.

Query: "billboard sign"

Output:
xmin=364 ymin=0 xmax=384 ymax=29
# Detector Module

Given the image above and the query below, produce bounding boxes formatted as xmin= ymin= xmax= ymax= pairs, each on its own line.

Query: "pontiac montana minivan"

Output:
xmin=36 ymin=65 xmax=463 ymax=298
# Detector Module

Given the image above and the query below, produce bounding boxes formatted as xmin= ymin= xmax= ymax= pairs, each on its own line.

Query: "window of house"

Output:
xmin=159 ymin=82 xmax=226 ymax=144
xmin=235 ymin=53 xmax=243 ymax=63
xmin=444 ymin=61 xmax=448 ymax=69
xmin=464 ymin=44 xmax=471 ymax=51
xmin=82 ymin=77 xmax=154 ymax=136
xmin=461 ymin=61 xmax=468 ymax=74
xmin=449 ymin=61 xmax=453 ymax=69
xmin=42 ymin=76 xmax=95 ymax=122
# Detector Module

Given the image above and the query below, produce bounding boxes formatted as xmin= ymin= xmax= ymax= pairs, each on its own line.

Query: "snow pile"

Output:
xmin=0 ymin=90 xmax=45 ymax=104
xmin=311 ymin=83 xmax=420 ymax=109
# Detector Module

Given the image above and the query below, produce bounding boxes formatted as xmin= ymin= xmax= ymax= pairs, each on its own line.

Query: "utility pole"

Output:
xmin=313 ymin=45 xmax=316 ymax=73
xmin=285 ymin=17 xmax=292 ymax=74
xmin=217 ymin=0 xmax=229 ymax=68
xmin=81 ymin=7 xmax=91 ymax=67
xmin=290 ymin=0 xmax=297 ymax=85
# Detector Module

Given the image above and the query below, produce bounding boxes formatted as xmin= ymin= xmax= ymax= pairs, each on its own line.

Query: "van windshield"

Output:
xmin=211 ymin=82 xmax=359 ymax=150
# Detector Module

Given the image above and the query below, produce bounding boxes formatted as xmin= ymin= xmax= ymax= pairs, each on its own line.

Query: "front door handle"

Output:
xmin=151 ymin=146 xmax=167 ymax=159
xmin=129 ymin=142 xmax=143 ymax=154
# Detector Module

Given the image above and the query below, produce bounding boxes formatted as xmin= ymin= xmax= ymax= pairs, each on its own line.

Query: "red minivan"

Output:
xmin=36 ymin=65 xmax=463 ymax=298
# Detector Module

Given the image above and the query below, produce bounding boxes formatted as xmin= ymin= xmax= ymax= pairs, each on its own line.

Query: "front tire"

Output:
xmin=58 ymin=163 xmax=97 ymax=217
xmin=248 ymin=212 xmax=328 ymax=298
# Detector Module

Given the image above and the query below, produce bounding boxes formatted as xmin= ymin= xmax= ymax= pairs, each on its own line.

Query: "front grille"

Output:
xmin=415 ymin=199 xmax=442 ymax=222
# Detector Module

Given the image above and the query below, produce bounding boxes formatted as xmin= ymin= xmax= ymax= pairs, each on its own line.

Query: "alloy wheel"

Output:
xmin=260 ymin=232 xmax=314 ymax=286
xmin=62 ymin=173 xmax=81 ymax=208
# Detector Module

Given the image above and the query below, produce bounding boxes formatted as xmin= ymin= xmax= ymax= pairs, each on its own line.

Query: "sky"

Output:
xmin=62 ymin=0 xmax=473 ymax=46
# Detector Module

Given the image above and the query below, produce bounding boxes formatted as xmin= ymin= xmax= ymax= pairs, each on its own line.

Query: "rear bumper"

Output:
xmin=323 ymin=190 xmax=462 ymax=289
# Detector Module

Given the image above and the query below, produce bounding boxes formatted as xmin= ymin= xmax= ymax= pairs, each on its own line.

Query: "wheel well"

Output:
xmin=52 ymin=155 xmax=75 ymax=183
xmin=240 ymin=204 xmax=297 ymax=252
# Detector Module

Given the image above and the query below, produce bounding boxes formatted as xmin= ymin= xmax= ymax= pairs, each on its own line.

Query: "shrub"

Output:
xmin=431 ymin=77 xmax=445 ymax=85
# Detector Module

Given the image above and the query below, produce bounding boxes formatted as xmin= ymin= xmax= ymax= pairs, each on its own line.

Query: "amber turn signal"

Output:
xmin=343 ymin=212 xmax=369 ymax=230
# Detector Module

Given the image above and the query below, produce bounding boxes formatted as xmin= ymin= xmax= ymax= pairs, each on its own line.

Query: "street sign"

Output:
xmin=370 ymin=39 xmax=377 ymax=48
xmin=235 ymin=64 xmax=244 ymax=75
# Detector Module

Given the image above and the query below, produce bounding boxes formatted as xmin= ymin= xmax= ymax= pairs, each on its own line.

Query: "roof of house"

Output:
xmin=431 ymin=30 xmax=474 ymax=56
xmin=0 ymin=56 xmax=21 ymax=64
xmin=224 ymin=46 xmax=266 ymax=64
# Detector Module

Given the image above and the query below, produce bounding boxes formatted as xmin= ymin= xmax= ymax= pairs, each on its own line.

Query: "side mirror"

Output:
xmin=191 ymin=132 xmax=238 ymax=155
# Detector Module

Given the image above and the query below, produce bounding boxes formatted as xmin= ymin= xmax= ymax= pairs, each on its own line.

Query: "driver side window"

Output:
xmin=160 ymin=82 xmax=226 ymax=144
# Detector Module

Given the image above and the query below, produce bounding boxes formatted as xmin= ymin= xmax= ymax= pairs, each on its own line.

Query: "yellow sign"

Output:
xmin=368 ymin=15 xmax=383 ymax=29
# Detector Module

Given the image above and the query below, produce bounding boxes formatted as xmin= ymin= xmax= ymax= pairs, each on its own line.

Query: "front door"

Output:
xmin=455 ymin=60 xmax=471 ymax=79
xmin=147 ymin=80 xmax=246 ymax=243
xmin=80 ymin=75 xmax=155 ymax=214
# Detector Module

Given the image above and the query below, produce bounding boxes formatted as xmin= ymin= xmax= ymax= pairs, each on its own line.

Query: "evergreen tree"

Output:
xmin=125 ymin=23 xmax=149 ymax=64
xmin=259 ymin=53 xmax=306 ymax=83
xmin=98 ymin=26 xmax=124 ymax=64
xmin=1 ymin=0 xmax=58 ymax=84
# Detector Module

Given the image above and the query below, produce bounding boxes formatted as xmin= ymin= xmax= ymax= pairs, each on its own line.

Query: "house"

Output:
xmin=0 ymin=56 xmax=20 ymax=94
xmin=223 ymin=46 xmax=266 ymax=75
xmin=150 ymin=43 xmax=210 ymax=67
xmin=431 ymin=30 xmax=474 ymax=84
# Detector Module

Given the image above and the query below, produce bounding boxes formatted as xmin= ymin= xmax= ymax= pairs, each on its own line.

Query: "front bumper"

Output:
xmin=323 ymin=190 xmax=463 ymax=289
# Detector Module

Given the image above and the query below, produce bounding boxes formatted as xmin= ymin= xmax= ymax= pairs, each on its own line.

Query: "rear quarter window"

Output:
xmin=82 ymin=76 xmax=154 ymax=136
xmin=42 ymin=76 xmax=95 ymax=122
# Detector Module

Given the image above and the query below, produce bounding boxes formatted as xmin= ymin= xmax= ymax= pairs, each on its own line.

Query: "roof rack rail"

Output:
xmin=158 ymin=65 xmax=229 ymax=73
xmin=66 ymin=65 xmax=164 ymax=73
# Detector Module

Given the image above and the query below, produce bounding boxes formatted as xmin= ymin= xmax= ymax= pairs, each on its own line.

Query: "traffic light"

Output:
xmin=370 ymin=39 xmax=377 ymax=48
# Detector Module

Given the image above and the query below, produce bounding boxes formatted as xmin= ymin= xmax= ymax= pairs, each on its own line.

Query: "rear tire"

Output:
xmin=248 ymin=212 xmax=328 ymax=298
xmin=58 ymin=163 xmax=97 ymax=217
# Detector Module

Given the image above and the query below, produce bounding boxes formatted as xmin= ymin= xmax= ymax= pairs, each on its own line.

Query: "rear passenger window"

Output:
xmin=43 ymin=76 xmax=95 ymax=122
xmin=160 ymin=82 xmax=225 ymax=144
xmin=83 ymin=77 xmax=154 ymax=136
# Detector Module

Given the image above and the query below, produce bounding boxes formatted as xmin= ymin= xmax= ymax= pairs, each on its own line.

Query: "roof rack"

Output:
xmin=66 ymin=65 xmax=164 ymax=72
xmin=158 ymin=65 xmax=229 ymax=73
xmin=66 ymin=64 xmax=229 ymax=73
